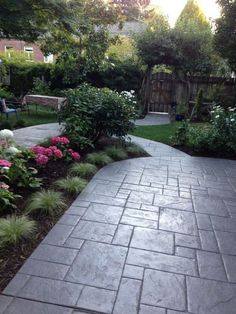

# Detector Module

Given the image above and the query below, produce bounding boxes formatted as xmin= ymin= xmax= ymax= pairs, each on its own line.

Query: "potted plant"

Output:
xmin=175 ymin=102 xmax=188 ymax=121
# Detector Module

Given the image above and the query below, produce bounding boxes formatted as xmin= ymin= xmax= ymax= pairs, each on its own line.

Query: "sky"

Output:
xmin=150 ymin=0 xmax=221 ymax=26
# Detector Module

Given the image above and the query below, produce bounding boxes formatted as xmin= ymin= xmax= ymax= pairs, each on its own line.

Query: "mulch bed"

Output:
xmin=174 ymin=145 xmax=236 ymax=160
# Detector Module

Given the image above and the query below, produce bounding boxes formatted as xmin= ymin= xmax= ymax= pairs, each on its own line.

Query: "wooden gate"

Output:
xmin=148 ymin=72 xmax=174 ymax=113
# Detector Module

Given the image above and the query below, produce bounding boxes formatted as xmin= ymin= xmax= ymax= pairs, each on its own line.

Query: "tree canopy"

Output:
xmin=111 ymin=0 xmax=150 ymax=20
xmin=135 ymin=2 xmax=214 ymax=76
xmin=215 ymin=0 xmax=236 ymax=71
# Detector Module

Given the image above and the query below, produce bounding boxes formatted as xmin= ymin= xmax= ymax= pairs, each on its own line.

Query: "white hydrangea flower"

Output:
xmin=6 ymin=146 xmax=21 ymax=155
xmin=0 ymin=129 xmax=14 ymax=140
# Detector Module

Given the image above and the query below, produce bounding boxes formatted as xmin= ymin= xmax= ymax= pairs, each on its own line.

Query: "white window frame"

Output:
xmin=4 ymin=46 xmax=14 ymax=58
xmin=24 ymin=46 xmax=34 ymax=61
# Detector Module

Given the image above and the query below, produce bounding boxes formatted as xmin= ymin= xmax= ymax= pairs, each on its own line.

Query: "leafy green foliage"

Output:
xmin=86 ymin=152 xmax=113 ymax=166
xmin=7 ymin=157 xmax=41 ymax=189
xmin=60 ymin=84 xmax=137 ymax=148
xmin=105 ymin=146 xmax=128 ymax=160
xmin=69 ymin=163 xmax=97 ymax=178
xmin=215 ymin=0 xmax=236 ymax=71
xmin=31 ymin=78 xmax=51 ymax=96
xmin=174 ymin=106 xmax=236 ymax=154
xmin=26 ymin=190 xmax=67 ymax=216
xmin=55 ymin=177 xmax=87 ymax=196
xmin=176 ymin=103 xmax=188 ymax=116
xmin=0 ymin=85 xmax=14 ymax=99
xmin=0 ymin=215 xmax=36 ymax=247
xmin=0 ymin=188 xmax=19 ymax=211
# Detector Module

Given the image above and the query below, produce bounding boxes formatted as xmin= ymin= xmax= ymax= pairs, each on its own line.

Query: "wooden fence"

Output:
xmin=143 ymin=72 xmax=236 ymax=113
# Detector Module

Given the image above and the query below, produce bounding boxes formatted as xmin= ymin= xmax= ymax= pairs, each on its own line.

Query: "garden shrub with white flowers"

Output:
xmin=173 ymin=105 xmax=236 ymax=156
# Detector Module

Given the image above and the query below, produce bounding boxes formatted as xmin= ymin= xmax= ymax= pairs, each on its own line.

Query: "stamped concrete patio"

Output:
xmin=1 ymin=128 xmax=236 ymax=313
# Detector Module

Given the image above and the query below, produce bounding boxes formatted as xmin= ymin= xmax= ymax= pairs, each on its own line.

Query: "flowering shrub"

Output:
xmin=31 ymin=136 xmax=81 ymax=166
xmin=174 ymin=105 xmax=236 ymax=155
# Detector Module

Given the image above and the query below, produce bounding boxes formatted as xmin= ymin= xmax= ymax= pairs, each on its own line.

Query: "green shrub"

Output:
xmin=7 ymin=156 xmax=41 ymax=189
xmin=105 ymin=146 xmax=128 ymax=160
xmin=0 ymin=215 xmax=36 ymax=247
xmin=60 ymin=84 xmax=137 ymax=148
xmin=31 ymin=77 xmax=51 ymax=95
xmin=172 ymin=121 xmax=190 ymax=146
xmin=55 ymin=177 xmax=87 ymax=196
xmin=86 ymin=152 xmax=113 ymax=166
xmin=26 ymin=190 xmax=67 ymax=216
xmin=69 ymin=163 xmax=97 ymax=178
xmin=126 ymin=144 xmax=146 ymax=157
xmin=0 ymin=85 xmax=14 ymax=99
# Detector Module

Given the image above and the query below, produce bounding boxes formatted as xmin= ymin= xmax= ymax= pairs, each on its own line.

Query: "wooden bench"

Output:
xmin=25 ymin=95 xmax=67 ymax=111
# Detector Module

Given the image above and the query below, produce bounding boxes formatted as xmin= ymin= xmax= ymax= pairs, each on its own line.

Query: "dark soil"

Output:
xmin=174 ymin=145 xmax=236 ymax=160
xmin=0 ymin=137 xmax=148 ymax=292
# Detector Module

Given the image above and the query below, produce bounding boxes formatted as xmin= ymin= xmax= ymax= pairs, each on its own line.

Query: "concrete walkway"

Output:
xmin=13 ymin=123 xmax=61 ymax=147
xmin=1 ymin=131 xmax=236 ymax=313
xmin=13 ymin=112 xmax=170 ymax=148
xmin=134 ymin=113 xmax=170 ymax=126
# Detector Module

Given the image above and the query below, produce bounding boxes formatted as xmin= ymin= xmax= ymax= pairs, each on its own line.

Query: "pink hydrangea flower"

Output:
xmin=70 ymin=151 xmax=81 ymax=161
xmin=51 ymin=136 xmax=70 ymax=146
xmin=54 ymin=149 xmax=63 ymax=159
xmin=35 ymin=154 xmax=49 ymax=166
xmin=31 ymin=146 xmax=46 ymax=155
xmin=44 ymin=148 xmax=53 ymax=157
xmin=0 ymin=160 xmax=12 ymax=168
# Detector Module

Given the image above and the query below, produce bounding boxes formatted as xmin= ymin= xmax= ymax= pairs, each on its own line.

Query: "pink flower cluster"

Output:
xmin=68 ymin=149 xmax=81 ymax=161
xmin=51 ymin=136 xmax=70 ymax=146
xmin=0 ymin=159 xmax=12 ymax=168
xmin=31 ymin=136 xmax=80 ymax=166
xmin=32 ymin=145 xmax=63 ymax=166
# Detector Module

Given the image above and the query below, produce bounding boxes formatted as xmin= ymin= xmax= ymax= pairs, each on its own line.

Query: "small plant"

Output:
xmin=69 ymin=163 xmax=97 ymax=178
xmin=126 ymin=144 xmax=145 ymax=157
xmin=105 ymin=146 xmax=128 ymax=160
xmin=0 ymin=187 xmax=20 ymax=211
xmin=0 ymin=215 xmax=36 ymax=247
xmin=55 ymin=177 xmax=87 ymax=196
xmin=26 ymin=190 xmax=67 ymax=216
xmin=172 ymin=121 xmax=190 ymax=146
xmin=86 ymin=152 xmax=113 ymax=166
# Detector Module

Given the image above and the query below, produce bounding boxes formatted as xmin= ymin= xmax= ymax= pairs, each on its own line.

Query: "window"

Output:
xmin=44 ymin=54 xmax=54 ymax=63
xmin=5 ymin=46 xmax=14 ymax=58
xmin=24 ymin=47 xmax=34 ymax=61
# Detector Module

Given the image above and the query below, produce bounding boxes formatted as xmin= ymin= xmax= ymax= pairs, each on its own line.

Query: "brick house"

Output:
xmin=0 ymin=39 xmax=54 ymax=63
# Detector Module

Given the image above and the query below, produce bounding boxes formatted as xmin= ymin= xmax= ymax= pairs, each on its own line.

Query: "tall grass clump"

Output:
xmin=26 ymin=190 xmax=67 ymax=216
xmin=0 ymin=215 xmax=36 ymax=247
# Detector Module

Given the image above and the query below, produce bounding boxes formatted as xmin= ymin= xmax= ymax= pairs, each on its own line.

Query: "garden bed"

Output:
xmin=0 ymin=135 xmax=148 ymax=293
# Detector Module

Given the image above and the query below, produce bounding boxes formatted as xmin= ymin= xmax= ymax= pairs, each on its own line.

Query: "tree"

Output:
xmin=0 ymin=0 xmax=81 ymax=42
xmin=215 ymin=0 xmax=236 ymax=71
xmin=174 ymin=0 xmax=214 ymax=76
xmin=111 ymin=0 xmax=150 ymax=20
xmin=176 ymin=0 xmax=210 ymax=30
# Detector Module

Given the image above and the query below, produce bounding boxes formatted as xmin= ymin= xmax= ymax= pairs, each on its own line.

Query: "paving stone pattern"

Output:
xmin=1 ymin=135 xmax=236 ymax=313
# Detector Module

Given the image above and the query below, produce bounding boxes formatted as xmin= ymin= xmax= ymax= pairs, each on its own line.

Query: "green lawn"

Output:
xmin=0 ymin=105 xmax=58 ymax=129
xmin=131 ymin=122 xmax=206 ymax=145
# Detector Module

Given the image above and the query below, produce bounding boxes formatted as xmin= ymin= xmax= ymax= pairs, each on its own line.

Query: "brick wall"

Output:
xmin=0 ymin=39 xmax=54 ymax=63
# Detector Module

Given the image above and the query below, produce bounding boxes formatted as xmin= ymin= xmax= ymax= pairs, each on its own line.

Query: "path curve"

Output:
xmin=1 ymin=135 xmax=236 ymax=313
